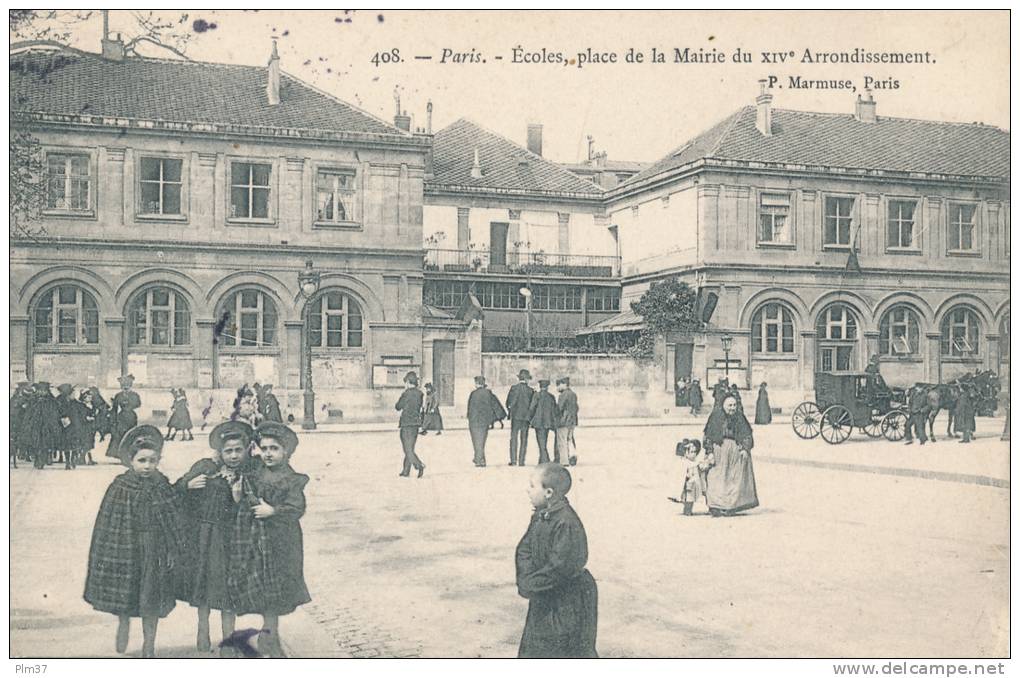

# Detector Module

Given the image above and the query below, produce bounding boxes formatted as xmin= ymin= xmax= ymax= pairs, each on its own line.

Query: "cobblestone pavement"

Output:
xmin=9 ymin=419 xmax=1009 ymax=658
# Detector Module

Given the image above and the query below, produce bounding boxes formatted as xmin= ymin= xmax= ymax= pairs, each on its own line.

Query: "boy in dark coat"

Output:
xmin=954 ymin=386 xmax=976 ymax=443
xmin=516 ymin=463 xmax=598 ymax=658
xmin=395 ymin=372 xmax=426 ymax=477
xmin=528 ymin=380 xmax=558 ymax=464
xmin=467 ymin=376 xmax=506 ymax=467
xmin=688 ymin=379 xmax=703 ymax=416
xmin=56 ymin=384 xmax=87 ymax=469
xmin=506 ymin=369 xmax=536 ymax=466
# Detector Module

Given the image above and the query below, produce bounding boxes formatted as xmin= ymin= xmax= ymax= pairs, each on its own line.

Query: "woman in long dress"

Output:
xmin=703 ymin=394 xmax=759 ymax=516
xmin=754 ymin=382 xmax=773 ymax=425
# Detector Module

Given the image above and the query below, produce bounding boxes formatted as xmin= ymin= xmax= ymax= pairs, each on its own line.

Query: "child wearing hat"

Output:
xmin=671 ymin=439 xmax=711 ymax=516
xmin=166 ymin=388 xmax=195 ymax=441
xmin=229 ymin=422 xmax=311 ymax=658
xmin=84 ymin=425 xmax=189 ymax=657
xmin=175 ymin=420 xmax=255 ymax=656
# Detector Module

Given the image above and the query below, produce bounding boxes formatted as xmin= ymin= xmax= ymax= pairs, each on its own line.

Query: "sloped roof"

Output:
xmin=9 ymin=47 xmax=403 ymax=137
xmin=430 ymin=118 xmax=604 ymax=198
xmin=575 ymin=308 xmax=644 ymax=335
xmin=623 ymin=106 xmax=1010 ymax=187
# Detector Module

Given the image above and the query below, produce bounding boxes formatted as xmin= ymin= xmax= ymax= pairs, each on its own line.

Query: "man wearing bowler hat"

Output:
xmin=395 ymin=371 xmax=426 ymax=478
xmin=505 ymin=369 xmax=536 ymax=466
xmin=467 ymin=375 xmax=506 ymax=467
xmin=528 ymin=379 xmax=558 ymax=464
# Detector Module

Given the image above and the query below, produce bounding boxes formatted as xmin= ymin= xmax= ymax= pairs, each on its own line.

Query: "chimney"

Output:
xmin=266 ymin=40 xmax=281 ymax=106
xmin=100 ymin=11 xmax=125 ymax=61
xmin=586 ymin=135 xmax=595 ymax=162
xmin=526 ymin=123 xmax=543 ymax=156
xmin=426 ymin=100 xmax=433 ymax=135
xmin=470 ymin=148 xmax=483 ymax=179
xmin=755 ymin=79 xmax=773 ymax=136
xmin=394 ymin=110 xmax=412 ymax=132
xmin=855 ymin=90 xmax=876 ymax=123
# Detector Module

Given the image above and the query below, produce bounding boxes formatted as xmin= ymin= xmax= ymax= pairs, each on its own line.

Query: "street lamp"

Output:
xmin=721 ymin=334 xmax=733 ymax=378
xmin=519 ymin=286 xmax=533 ymax=351
xmin=298 ymin=260 xmax=321 ymax=430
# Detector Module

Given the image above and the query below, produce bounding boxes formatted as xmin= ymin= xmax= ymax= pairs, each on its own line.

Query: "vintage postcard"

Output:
xmin=7 ymin=8 xmax=1011 ymax=670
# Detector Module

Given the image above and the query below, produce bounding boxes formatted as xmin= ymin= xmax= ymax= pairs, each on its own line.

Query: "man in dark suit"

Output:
xmin=467 ymin=375 xmax=506 ymax=467
xmin=506 ymin=369 xmax=536 ymax=466
xmin=395 ymin=371 xmax=426 ymax=477
xmin=528 ymin=379 xmax=558 ymax=464
xmin=554 ymin=377 xmax=579 ymax=466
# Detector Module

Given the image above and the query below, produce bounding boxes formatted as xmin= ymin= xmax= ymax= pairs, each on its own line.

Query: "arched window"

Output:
xmin=219 ymin=289 xmax=278 ymax=348
xmin=309 ymin=291 xmax=363 ymax=348
xmin=1000 ymin=313 xmax=1010 ymax=361
xmin=128 ymin=287 xmax=191 ymax=347
xmin=34 ymin=285 xmax=99 ymax=345
xmin=751 ymin=303 xmax=794 ymax=354
xmin=941 ymin=307 xmax=981 ymax=358
xmin=878 ymin=305 xmax=921 ymax=356
xmin=816 ymin=304 xmax=859 ymax=372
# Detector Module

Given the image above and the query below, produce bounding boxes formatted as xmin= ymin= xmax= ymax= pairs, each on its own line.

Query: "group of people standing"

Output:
xmin=84 ymin=419 xmax=310 ymax=658
xmin=10 ymin=380 xmax=111 ymax=469
xmin=394 ymin=369 xmax=582 ymax=477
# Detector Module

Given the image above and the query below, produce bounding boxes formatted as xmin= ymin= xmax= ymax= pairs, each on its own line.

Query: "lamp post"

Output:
xmin=721 ymin=334 xmax=733 ymax=378
xmin=298 ymin=260 xmax=321 ymax=430
xmin=519 ymin=285 xmax=533 ymax=351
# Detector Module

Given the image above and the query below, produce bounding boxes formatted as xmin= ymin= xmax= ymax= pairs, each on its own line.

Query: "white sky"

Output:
xmin=33 ymin=9 xmax=1010 ymax=164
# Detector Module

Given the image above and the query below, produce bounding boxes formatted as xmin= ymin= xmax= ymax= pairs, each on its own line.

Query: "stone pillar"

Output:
xmin=195 ymin=319 xmax=216 ymax=389
xmin=102 ymin=318 xmax=126 ymax=388
xmin=925 ymin=332 xmax=941 ymax=384
xmin=457 ymin=207 xmax=470 ymax=249
xmin=800 ymin=330 xmax=816 ymax=399
xmin=986 ymin=334 xmax=1001 ymax=373
xmin=284 ymin=320 xmax=303 ymax=390
xmin=864 ymin=331 xmax=880 ymax=367
xmin=11 ymin=316 xmax=29 ymax=383
xmin=557 ymin=212 xmax=571 ymax=255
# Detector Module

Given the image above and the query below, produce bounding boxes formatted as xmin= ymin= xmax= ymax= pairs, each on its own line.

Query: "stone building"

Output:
xmin=603 ymin=86 xmax=1010 ymax=409
xmin=10 ymin=40 xmax=431 ymax=423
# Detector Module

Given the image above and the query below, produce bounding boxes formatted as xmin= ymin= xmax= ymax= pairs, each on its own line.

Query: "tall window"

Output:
xmin=751 ymin=303 xmax=795 ymax=354
xmin=128 ymin=287 xmax=191 ymax=347
xmin=139 ymin=157 xmax=183 ymax=216
xmin=316 ymin=169 xmax=355 ymax=223
xmin=758 ymin=193 xmax=791 ymax=244
xmin=817 ymin=304 xmax=859 ymax=372
xmin=220 ymin=290 xmax=278 ymax=348
xmin=309 ymin=291 xmax=363 ymax=348
xmin=879 ymin=306 xmax=920 ymax=356
xmin=887 ymin=200 xmax=916 ymax=249
xmin=34 ymin=285 xmax=99 ymax=345
xmin=46 ymin=153 xmax=91 ymax=211
xmin=948 ymin=204 xmax=977 ymax=252
xmin=477 ymin=283 xmax=526 ymax=310
xmin=230 ymin=162 xmax=272 ymax=219
xmin=824 ymin=196 xmax=854 ymax=247
xmin=427 ymin=281 xmax=471 ymax=308
xmin=586 ymin=287 xmax=621 ymax=312
xmin=533 ymin=285 xmax=583 ymax=311
xmin=941 ymin=307 xmax=980 ymax=358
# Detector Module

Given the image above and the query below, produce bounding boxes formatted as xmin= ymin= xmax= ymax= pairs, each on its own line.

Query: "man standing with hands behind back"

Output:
xmin=554 ymin=377 xmax=579 ymax=466
xmin=506 ymin=369 xmax=535 ymax=466
xmin=467 ymin=375 xmax=506 ymax=467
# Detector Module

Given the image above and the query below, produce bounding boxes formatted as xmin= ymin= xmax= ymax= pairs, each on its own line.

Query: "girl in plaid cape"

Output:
xmin=175 ymin=420 xmax=254 ymax=657
xmin=84 ymin=425 xmax=189 ymax=658
xmin=228 ymin=422 xmax=311 ymax=658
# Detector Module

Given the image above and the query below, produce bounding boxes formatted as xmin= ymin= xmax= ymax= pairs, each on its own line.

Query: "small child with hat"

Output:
xmin=84 ymin=425 xmax=189 ymax=657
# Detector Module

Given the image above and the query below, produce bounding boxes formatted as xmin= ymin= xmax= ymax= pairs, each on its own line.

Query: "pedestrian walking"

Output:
xmin=56 ymin=383 xmax=87 ymax=469
xmin=79 ymin=389 xmax=99 ymax=465
xmin=672 ymin=439 xmax=711 ymax=516
xmin=712 ymin=377 xmax=729 ymax=410
xmin=554 ymin=377 xmax=579 ymax=466
xmin=904 ymin=385 xmax=929 ymax=446
xmin=166 ymin=388 xmax=195 ymax=441
xmin=395 ymin=372 xmax=426 ymax=478
xmin=528 ymin=379 xmax=558 ymax=464
xmin=953 ymin=386 xmax=976 ymax=444
xmin=175 ymin=420 xmax=254 ymax=656
xmin=24 ymin=382 xmax=62 ymax=469
xmin=259 ymin=384 xmax=283 ymax=423
xmin=467 ymin=376 xmax=506 ymax=467
xmin=703 ymin=394 xmax=759 ymax=516
xmin=506 ymin=369 xmax=535 ymax=466
xmin=89 ymin=387 xmax=111 ymax=442
xmin=516 ymin=463 xmax=598 ymax=658
xmin=105 ymin=374 xmax=141 ymax=461
xmin=689 ymin=378 xmax=703 ymax=416
xmin=229 ymin=422 xmax=311 ymax=658
xmin=420 ymin=383 xmax=444 ymax=435
xmin=754 ymin=382 xmax=773 ymax=425
xmin=83 ymin=425 xmax=189 ymax=658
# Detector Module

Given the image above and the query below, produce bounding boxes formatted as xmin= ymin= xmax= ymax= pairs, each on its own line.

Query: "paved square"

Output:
xmin=10 ymin=420 xmax=1009 ymax=658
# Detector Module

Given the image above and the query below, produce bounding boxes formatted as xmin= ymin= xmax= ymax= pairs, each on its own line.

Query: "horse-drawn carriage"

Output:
xmin=792 ymin=372 xmax=908 ymax=444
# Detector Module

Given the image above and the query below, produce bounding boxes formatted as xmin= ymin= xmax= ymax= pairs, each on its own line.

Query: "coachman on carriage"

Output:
xmin=792 ymin=372 xmax=909 ymax=445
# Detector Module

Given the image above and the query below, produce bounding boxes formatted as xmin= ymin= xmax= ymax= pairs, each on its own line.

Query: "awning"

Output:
xmin=575 ymin=309 xmax=644 ymax=336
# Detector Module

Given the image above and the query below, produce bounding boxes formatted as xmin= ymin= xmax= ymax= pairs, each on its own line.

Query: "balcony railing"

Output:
xmin=424 ymin=248 xmax=620 ymax=278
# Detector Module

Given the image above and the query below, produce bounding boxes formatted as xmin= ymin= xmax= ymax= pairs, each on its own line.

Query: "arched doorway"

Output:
xmin=816 ymin=303 xmax=861 ymax=373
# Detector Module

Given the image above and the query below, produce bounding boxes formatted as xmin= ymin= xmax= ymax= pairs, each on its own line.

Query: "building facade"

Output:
xmin=605 ymin=88 xmax=1010 ymax=409
xmin=11 ymin=41 xmax=431 ymax=422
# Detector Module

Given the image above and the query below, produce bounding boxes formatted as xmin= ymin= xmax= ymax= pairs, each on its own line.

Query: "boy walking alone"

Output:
xmin=515 ymin=463 xmax=598 ymax=658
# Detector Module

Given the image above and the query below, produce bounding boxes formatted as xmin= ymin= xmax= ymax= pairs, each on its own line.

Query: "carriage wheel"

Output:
xmin=820 ymin=405 xmax=854 ymax=444
xmin=881 ymin=410 xmax=908 ymax=442
xmin=862 ymin=416 xmax=884 ymax=438
xmin=792 ymin=402 xmax=822 ymax=439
